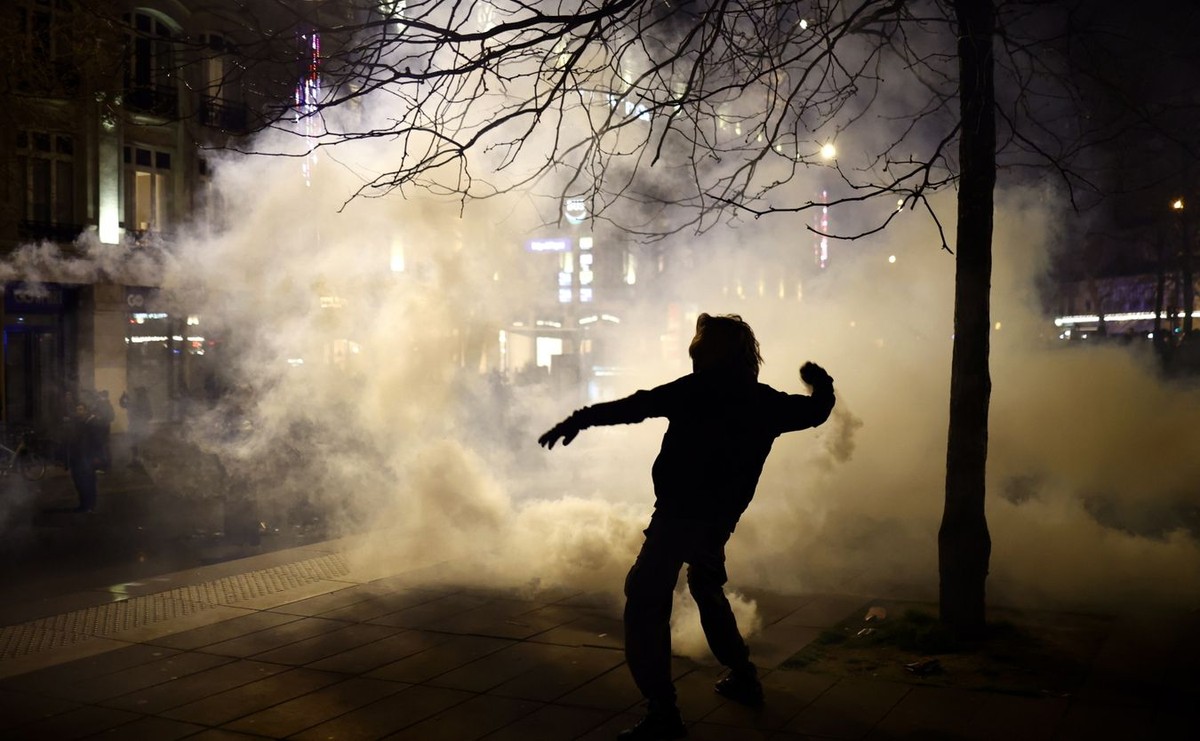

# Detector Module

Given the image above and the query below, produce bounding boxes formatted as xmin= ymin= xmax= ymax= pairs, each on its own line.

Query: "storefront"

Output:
xmin=1 ymin=282 xmax=77 ymax=436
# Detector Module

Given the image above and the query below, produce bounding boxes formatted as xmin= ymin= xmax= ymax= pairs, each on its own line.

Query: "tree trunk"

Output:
xmin=1181 ymin=218 xmax=1194 ymax=337
xmin=939 ymin=0 xmax=995 ymax=639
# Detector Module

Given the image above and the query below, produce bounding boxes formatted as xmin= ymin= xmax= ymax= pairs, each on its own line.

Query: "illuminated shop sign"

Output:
xmin=528 ymin=238 xmax=571 ymax=252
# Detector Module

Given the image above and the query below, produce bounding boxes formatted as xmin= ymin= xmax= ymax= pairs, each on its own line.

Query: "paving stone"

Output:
xmin=2 ymin=642 xmax=181 ymax=694
xmin=479 ymin=701 xmax=614 ymax=740
xmin=90 ymin=714 xmax=207 ymax=739
xmin=53 ymin=649 xmax=233 ymax=703
xmin=675 ymin=665 xmax=730 ymax=723
xmin=785 ymin=677 xmax=909 ymax=738
xmin=753 ymin=623 xmax=824 ymax=669
xmin=0 ymin=686 xmax=81 ymax=732
xmin=429 ymin=641 xmax=558 ymax=693
xmin=702 ymin=668 xmax=835 ymax=730
xmin=318 ymin=587 xmax=448 ymax=622
xmin=265 ymin=583 xmax=390 ymax=617
xmin=487 ymin=644 xmax=626 ymax=702
xmin=687 ymin=720 xmax=776 ymax=740
xmin=100 ymin=659 xmax=290 ymax=714
xmin=574 ymin=709 xmax=646 ymax=741
xmin=433 ymin=599 xmax=565 ymax=640
xmin=147 ymin=610 xmax=301 ymax=651
xmin=198 ymin=616 xmax=348 ymax=658
xmin=223 ymin=676 xmax=407 ymax=737
xmin=965 ymin=692 xmax=1068 ymax=741
xmin=250 ymin=622 xmax=401 ymax=665
xmin=532 ymin=612 xmax=625 ymax=649
xmin=9 ymin=703 xmax=142 ymax=739
xmin=306 ymin=628 xmax=451 ymax=674
xmin=866 ymin=685 xmax=986 ymax=739
xmin=367 ymin=592 xmax=495 ymax=629
xmin=366 ymin=634 xmax=515 ymax=684
xmin=292 ymin=683 xmax=474 ymax=741
xmin=383 ymin=692 xmax=542 ymax=740
xmin=775 ymin=594 xmax=871 ymax=629
xmin=557 ymin=664 xmax=643 ymax=711
xmin=160 ymin=666 xmax=343 ymax=726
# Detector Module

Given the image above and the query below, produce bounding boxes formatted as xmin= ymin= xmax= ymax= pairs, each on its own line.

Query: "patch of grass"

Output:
xmin=779 ymin=601 xmax=1111 ymax=697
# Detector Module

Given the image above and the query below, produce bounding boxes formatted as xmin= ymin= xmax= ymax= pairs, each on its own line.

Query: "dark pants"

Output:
xmin=623 ymin=516 xmax=753 ymax=707
xmin=69 ymin=459 xmax=97 ymax=512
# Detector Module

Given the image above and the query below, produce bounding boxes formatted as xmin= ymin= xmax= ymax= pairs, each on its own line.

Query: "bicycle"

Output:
xmin=0 ymin=429 xmax=47 ymax=481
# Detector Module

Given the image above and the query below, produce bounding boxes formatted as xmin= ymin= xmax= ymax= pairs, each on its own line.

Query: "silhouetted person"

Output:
xmin=539 ymin=313 xmax=836 ymax=741
xmin=94 ymin=390 xmax=115 ymax=471
xmin=66 ymin=402 xmax=104 ymax=513
xmin=120 ymin=386 xmax=153 ymax=465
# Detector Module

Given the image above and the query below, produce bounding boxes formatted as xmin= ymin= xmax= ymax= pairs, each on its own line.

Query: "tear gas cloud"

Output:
xmin=5 ymin=22 xmax=1199 ymax=648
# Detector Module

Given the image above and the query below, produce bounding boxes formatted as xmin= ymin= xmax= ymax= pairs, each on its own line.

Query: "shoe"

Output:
xmin=616 ymin=707 xmax=687 ymax=740
xmin=714 ymin=671 xmax=764 ymax=706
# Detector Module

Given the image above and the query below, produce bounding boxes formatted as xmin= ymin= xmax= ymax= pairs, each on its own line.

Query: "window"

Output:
xmin=16 ymin=130 xmax=75 ymax=227
xmin=124 ymin=10 xmax=177 ymax=115
xmin=123 ymin=145 xmax=173 ymax=233
xmin=16 ymin=0 xmax=71 ymax=69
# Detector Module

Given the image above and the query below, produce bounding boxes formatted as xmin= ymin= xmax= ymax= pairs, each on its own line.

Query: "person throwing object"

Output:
xmin=538 ymin=313 xmax=836 ymax=740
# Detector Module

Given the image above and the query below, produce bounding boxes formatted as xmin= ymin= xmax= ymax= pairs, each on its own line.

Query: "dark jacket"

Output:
xmin=67 ymin=413 xmax=105 ymax=471
xmin=570 ymin=367 xmax=835 ymax=530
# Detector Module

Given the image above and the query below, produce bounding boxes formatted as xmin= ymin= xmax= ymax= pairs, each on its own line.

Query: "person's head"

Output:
xmin=75 ymin=403 xmax=89 ymax=418
xmin=688 ymin=313 xmax=762 ymax=379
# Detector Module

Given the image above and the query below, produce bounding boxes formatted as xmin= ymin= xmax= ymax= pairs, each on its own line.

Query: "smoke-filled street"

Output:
xmin=2 ymin=0 xmax=1200 ymax=738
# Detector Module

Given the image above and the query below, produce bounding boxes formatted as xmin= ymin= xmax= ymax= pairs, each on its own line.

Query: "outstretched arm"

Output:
xmin=537 ymin=387 xmax=667 ymax=450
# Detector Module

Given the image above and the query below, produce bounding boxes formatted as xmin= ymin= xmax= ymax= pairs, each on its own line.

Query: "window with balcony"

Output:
xmin=124 ymin=10 xmax=178 ymax=117
xmin=16 ymin=130 xmax=77 ymax=241
xmin=123 ymin=146 xmax=173 ymax=235
xmin=197 ymin=32 xmax=247 ymax=132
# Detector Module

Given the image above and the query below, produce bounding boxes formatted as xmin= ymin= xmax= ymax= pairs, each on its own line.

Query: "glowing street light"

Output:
xmin=1172 ymin=197 xmax=1185 ymax=211
xmin=819 ymin=142 xmax=837 ymax=160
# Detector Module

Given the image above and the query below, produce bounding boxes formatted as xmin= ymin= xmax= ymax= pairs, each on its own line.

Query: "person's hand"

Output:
xmin=538 ymin=418 xmax=580 ymax=449
xmin=800 ymin=362 xmax=833 ymax=388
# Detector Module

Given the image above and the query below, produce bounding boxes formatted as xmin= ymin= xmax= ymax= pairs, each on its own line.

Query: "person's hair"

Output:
xmin=688 ymin=313 xmax=763 ymax=379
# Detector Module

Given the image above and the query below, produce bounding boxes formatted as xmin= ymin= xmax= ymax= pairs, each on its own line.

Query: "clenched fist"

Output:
xmin=800 ymin=362 xmax=833 ymax=388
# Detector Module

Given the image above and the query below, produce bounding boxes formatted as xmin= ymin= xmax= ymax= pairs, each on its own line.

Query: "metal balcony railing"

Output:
xmin=124 ymin=84 xmax=179 ymax=118
xmin=198 ymin=96 xmax=249 ymax=133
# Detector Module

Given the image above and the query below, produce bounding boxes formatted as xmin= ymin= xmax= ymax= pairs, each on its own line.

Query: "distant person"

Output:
xmin=539 ymin=313 xmax=836 ymax=741
xmin=66 ymin=402 xmax=104 ymax=513
xmin=120 ymin=386 xmax=153 ymax=465
xmin=94 ymin=390 xmax=115 ymax=471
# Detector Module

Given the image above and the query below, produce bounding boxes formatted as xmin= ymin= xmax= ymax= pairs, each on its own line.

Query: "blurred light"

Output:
xmin=579 ymin=236 xmax=593 ymax=251
xmin=820 ymin=142 xmax=837 ymax=160
xmin=1172 ymin=198 xmax=1185 ymax=210
xmin=287 ymin=358 xmax=304 ymax=367
xmin=888 ymin=255 xmax=896 ymax=263
xmin=799 ymin=19 xmax=809 ymax=30
xmin=994 ymin=322 xmax=1002 ymax=331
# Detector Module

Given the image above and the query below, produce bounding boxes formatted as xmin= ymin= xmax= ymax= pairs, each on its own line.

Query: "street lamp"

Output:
xmin=819 ymin=142 xmax=837 ymax=160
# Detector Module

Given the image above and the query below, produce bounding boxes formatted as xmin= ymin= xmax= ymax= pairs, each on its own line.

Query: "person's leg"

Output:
xmin=685 ymin=525 xmax=753 ymax=673
xmin=624 ymin=519 xmax=685 ymax=706
xmin=620 ymin=518 xmax=688 ymax=738
xmin=685 ymin=525 xmax=762 ymax=705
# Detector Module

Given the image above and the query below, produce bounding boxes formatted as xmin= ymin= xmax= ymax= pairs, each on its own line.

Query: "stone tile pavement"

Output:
xmin=0 ymin=535 xmax=1196 ymax=740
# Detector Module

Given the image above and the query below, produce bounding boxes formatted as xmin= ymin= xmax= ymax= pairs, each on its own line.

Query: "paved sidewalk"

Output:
xmin=0 ymin=535 xmax=1196 ymax=740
